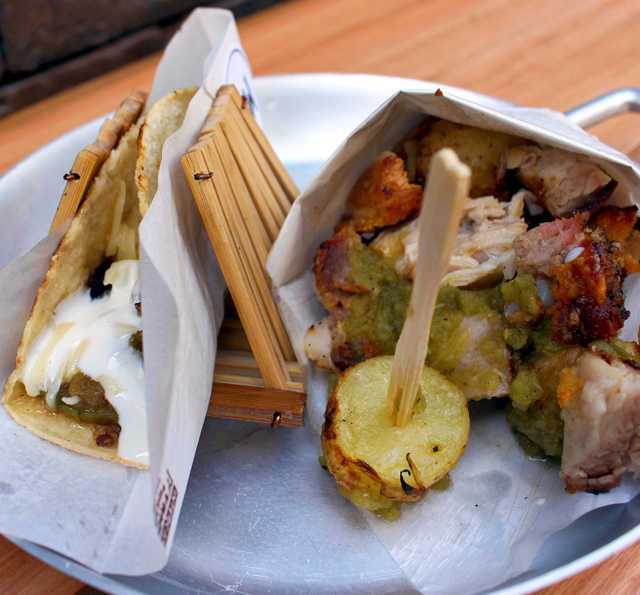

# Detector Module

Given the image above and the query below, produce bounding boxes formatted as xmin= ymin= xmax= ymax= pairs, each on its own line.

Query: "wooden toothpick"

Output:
xmin=386 ymin=148 xmax=471 ymax=428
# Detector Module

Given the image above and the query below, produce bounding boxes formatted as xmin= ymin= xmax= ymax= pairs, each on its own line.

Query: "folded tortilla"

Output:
xmin=2 ymin=87 xmax=195 ymax=467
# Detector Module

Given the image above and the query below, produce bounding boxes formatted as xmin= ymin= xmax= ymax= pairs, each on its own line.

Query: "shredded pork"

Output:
xmin=371 ymin=190 xmax=528 ymax=287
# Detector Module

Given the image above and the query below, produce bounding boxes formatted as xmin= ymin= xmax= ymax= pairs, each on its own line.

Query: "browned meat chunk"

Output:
xmin=591 ymin=206 xmax=640 ymax=274
xmin=513 ymin=213 xmax=587 ymax=277
xmin=507 ymin=146 xmax=616 ymax=218
xmin=592 ymin=206 xmax=639 ymax=242
xmin=337 ymin=152 xmax=422 ymax=233
xmin=416 ymin=119 xmax=521 ymax=198
xmin=550 ymin=227 xmax=628 ymax=345
xmin=561 ymin=351 xmax=640 ymax=493
xmin=312 ymin=223 xmax=368 ymax=315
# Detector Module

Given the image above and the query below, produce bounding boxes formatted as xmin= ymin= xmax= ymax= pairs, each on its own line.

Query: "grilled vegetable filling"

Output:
xmin=54 ymin=372 xmax=120 ymax=427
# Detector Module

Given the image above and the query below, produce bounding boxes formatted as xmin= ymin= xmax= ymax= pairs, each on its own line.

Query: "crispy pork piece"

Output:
xmin=416 ymin=119 xmax=521 ymax=198
xmin=506 ymin=146 xmax=616 ymax=218
xmin=513 ymin=213 xmax=587 ymax=277
xmin=550 ymin=227 xmax=628 ymax=345
xmin=337 ymin=151 xmax=422 ymax=233
xmin=371 ymin=190 xmax=528 ymax=287
xmin=312 ymin=223 xmax=368 ymax=315
xmin=591 ymin=206 xmax=640 ymax=274
xmin=561 ymin=351 xmax=640 ymax=493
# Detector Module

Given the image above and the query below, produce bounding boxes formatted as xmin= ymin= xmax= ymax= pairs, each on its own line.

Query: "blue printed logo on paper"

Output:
xmin=225 ymin=48 xmax=261 ymax=126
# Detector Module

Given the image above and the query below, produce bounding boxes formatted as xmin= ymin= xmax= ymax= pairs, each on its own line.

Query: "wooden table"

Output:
xmin=2 ymin=0 xmax=640 ymax=593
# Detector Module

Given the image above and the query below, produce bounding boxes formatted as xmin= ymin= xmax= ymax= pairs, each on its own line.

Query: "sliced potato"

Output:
xmin=322 ymin=356 xmax=470 ymax=511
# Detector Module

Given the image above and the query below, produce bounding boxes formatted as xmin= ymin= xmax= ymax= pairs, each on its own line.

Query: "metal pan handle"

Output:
xmin=565 ymin=88 xmax=640 ymax=128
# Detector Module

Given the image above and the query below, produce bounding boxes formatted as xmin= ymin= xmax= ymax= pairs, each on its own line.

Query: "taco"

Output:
xmin=2 ymin=87 xmax=196 ymax=468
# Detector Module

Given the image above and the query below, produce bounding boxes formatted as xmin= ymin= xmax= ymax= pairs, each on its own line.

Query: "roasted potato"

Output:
xmin=322 ymin=356 xmax=470 ymax=512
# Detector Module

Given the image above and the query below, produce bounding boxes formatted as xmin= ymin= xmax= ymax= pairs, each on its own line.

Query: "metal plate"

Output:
xmin=5 ymin=73 xmax=640 ymax=595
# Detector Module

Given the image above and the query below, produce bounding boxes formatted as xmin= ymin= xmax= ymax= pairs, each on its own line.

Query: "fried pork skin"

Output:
xmin=507 ymin=146 xmax=616 ymax=218
xmin=591 ymin=206 xmax=640 ymax=274
xmin=561 ymin=351 xmax=640 ymax=493
xmin=549 ymin=227 xmax=628 ymax=345
xmin=337 ymin=152 xmax=423 ymax=233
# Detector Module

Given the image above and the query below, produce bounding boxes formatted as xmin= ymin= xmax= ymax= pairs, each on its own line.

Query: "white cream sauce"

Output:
xmin=21 ymin=260 xmax=148 ymax=466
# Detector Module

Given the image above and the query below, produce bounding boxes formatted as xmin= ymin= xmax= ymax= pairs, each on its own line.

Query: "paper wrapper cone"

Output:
xmin=267 ymin=90 xmax=640 ymax=594
xmin=0 ymin=8 xmax=259 ymax=576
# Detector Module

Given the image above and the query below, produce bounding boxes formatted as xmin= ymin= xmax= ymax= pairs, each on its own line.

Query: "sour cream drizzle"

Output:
xmin=21 ymin=260 xmax=148 ymax=466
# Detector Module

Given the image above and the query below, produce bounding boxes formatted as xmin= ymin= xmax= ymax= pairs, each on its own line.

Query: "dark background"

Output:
xmin=0 ymin=0 xmax=287 ymax=116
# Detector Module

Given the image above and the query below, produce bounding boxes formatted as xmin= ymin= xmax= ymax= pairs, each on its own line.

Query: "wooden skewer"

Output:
xmin=386 ymin=148 xmax=471 ymax=428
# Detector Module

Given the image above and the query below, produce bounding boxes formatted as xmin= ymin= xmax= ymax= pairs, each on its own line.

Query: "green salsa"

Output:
xmin=341 ymin=242 xmax=513 ymax=400
xmin=342 ymin=241 xmax=412 ymax=360
xmin=338 ymin=244 xmax=640 ymax=461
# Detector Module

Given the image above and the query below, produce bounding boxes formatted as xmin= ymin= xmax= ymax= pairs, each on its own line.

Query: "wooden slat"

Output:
xmin=49 ymin=89 xmax=147 ymax=232
xmin=50 ymin=148 xmax=103 ymax=231
xmin=210 ymin=130 xmax=295 ymax=361
xmin=182 ymin=147 xmax=291 ymax=390
xmin=208 ymin=382 xmax=306 ymax=427
xmin=215 ymin=348 xmax=303 ymax=381
xmin=217 ymin=107 xmax=281 ymax=244
xmin=223 ymin=85 xmax=299 ymax=204
xmin=221 ymin=87 xmax=293 ymax=217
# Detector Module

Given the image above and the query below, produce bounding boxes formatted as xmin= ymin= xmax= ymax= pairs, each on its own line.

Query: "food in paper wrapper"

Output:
xmin=304 ymin=115 xmax=640 ymax=501
xmin=2 ymin=88 xmax=195 ymax=468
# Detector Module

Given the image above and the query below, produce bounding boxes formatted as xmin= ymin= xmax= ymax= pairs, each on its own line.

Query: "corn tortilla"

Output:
xmin=136 ymin=86 xmax=197 ymax=215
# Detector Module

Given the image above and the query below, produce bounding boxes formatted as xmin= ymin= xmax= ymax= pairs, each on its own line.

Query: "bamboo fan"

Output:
xmin=182 ymin=84 xmax=306 ymax=428
xmin=50 ymin=89 xmax=147 ymax=232
xmin=386 ymin=148 xmax=471 ymax=428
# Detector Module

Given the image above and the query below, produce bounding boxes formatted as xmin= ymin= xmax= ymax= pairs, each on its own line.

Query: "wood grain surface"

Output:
xmin=1 ymin=0 xmax=640 ymax=593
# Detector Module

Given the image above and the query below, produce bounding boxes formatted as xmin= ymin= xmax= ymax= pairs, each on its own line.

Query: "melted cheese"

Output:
xmin=21 ymin=260 xmax=148 ymax=466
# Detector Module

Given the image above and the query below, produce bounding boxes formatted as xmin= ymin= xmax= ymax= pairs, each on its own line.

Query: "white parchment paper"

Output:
xmin=268 ymin=90 xmax=640 ymax=594
xmin=0 ymin=8 xmax=256 ymax=576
